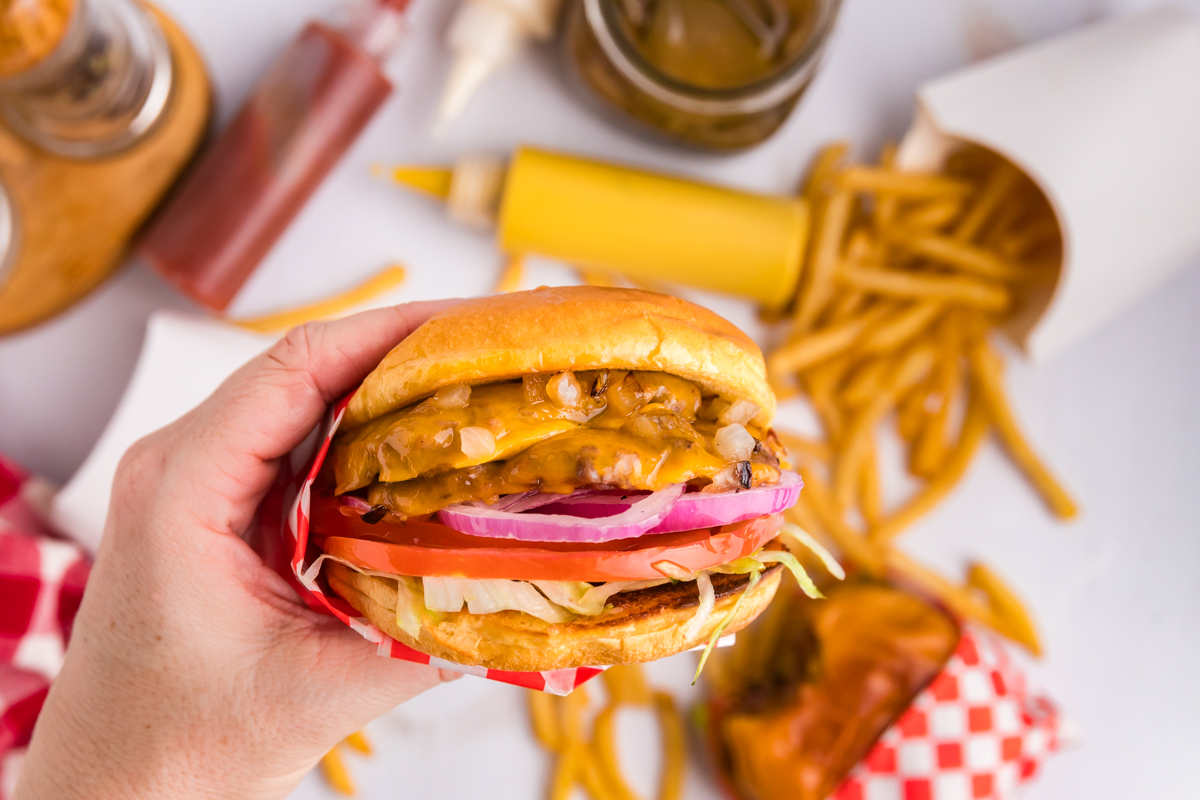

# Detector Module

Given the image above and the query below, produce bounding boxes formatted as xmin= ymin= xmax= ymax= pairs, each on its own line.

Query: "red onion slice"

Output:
xmin=486 ymin=491 xmax=571 ymax=513
xmin=511 ymin=472 xmax=803 ymax=533
xmin=438 ymin=484 xmax=685 ymax=543
xmin=649 ymin=471 xmax=802 ymax=534
xmin=339 ymin=495 xmax=373 ymax=512
xmin=534 ymin=495 xmax=645 ymax=518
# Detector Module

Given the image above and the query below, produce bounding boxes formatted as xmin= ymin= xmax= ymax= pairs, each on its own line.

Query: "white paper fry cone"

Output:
xmin=897 ymin=8 xmax=1200 ymax=361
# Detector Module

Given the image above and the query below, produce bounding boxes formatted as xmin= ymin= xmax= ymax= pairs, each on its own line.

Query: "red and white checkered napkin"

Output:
xmin=258 ymin=395 xmax=606 ymax=696
xmin=0 ymin=456 xmax=91 ymax=799
xmin=835 ymin=627 xmax=1064 ymax=800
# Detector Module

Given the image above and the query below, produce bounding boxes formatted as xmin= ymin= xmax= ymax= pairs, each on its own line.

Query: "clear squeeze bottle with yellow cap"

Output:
xmin=391 ymin=146 xmax=809 ymax=309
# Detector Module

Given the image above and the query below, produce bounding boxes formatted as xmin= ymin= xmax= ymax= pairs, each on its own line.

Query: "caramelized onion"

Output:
xmin=715 ymin=423 xmax=756 ymax=461
xmin=719 ymin=399 xmax=760 ymax=426
xmin=547 ymin=371 xmax=583 ymax=409
xmin=432 ymin=384 xmax=471 ymax=409
xmin=458 ymin=426 xmax=496 ymax=460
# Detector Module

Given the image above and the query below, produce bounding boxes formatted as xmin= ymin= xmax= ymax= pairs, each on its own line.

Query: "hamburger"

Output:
xmin=311 ymin=286 xmax=829 ymax=672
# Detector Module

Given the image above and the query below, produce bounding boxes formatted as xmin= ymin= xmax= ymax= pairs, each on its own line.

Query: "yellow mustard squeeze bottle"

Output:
xmin=390 ymin=146 xmax=808 ymax=309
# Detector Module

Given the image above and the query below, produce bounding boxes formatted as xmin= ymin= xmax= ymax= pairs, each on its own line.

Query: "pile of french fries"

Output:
xmin=770 ymin=141 xmax=1081 ymax=655
xmin=527 ymin=664 xmax=685 ymax=800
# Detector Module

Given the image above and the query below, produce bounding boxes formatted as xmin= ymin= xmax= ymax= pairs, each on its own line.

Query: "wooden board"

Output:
xmin=0 ymin=2 xmax=209 ymax=336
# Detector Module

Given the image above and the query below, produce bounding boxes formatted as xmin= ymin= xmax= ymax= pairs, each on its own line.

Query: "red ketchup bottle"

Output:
xmin=139 ymin=0 xmax=410 ymax=311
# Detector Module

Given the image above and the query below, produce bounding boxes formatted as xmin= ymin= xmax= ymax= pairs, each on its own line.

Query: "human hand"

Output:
xmin=15 ymin=302 xmax=462 ymax=800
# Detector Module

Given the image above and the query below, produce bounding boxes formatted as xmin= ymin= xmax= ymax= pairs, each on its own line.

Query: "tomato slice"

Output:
xmin=312 ymin=496 xmax=782 ymax=582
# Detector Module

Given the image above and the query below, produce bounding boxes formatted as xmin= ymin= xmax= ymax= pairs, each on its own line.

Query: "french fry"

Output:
xmin=810 ymin=392 xmax=844 ymax=446
xmin=804 ymin=353 xmax=860 ymax=445
xmin=803 ymin=349 xmax=858 ymax=403
xmin=770 ymin=303 xmax=891 ymax=374
xmin=842 ymin=228 xmax=878 ymax=266
xmin=343 ymin=730 xmax=372 ymax=755
xmin=995 ymin=221 xmax=1062 ymax=260
xmin=857 ymin=301 xmax=943 ymax=354
xmin=793 ymin=469 xmax=884 ymax=577
xmin=564 ymin=685 xmax=589 ymax=739
xmin=824 ymin=232 xmax=874 ymax=325
xmin=603 ymin=665 xmax=651 ymax=707
xmin=838 ymin=166 xmax=975 ymax=198
xmin=967 ymin=339 xmax=1079 ymax=519
xmin=911 ymin=315 xmax=964 ymax=476
xmin=896 ymin=380 xmax=929 ymax=445
xmin=495 ymin=254 xmax=524 ymax=293
xmin=550 ymin=744 xmax=581 ymax=800
xmin=579 ymin=744 xmax=620 ymax=800
xmin=835 ymin=344 xmax=935 ymax=510
xmin=888 ymin=231 xmax=1043 ymax=282
xmin=968 ymin=563 xmax=1043 ymax=656
xmin=320 ymin=749 xmax=356 ymax=796
xmin=841 ymin=355 xmax=890 ymax=408
xmin=860 ymin=437 xmax=882 ymax=528
xmin=592 ymin=706 xmax=641 ymax=800
xmin=954 ymin=160 xmax=1019 ymax=242
xmin=837 ymin=264 xmax=1011 ymax=311
xmin=777 ymin=431 xmax=832 ymax=465
xmin=898 ymin=197 xmax=963 ymax=230
xmin=794 ymin=188 xmax=855 ymax=330
xmin=234 ymin=265 xmax=407 ymax=334
xmin=562 ymin=687 xmax=610 ymax=800
xmin=871 ymin=389 xmax=989 ymax=542
xmin=872 ymin=143 xmax=901 ymax=230
xmin=528 ymin=690 xmax=562 ymax=751
xmin=884 ymin=548 xmax=1000 ymax=633
xmin=655 ymin=692 xmax=686 ymax=800
xmin=800 ymin=141 xmax=849 ymax=201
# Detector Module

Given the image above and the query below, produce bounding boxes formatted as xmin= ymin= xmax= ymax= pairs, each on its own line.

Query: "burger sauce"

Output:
xmin=139 ymin=0 xmax=410 ymax=311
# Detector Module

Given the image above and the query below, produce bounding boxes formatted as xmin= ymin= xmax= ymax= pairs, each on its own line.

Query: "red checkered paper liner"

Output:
xmin=834 ymin=626 xmax=1065 ymax=800
xmin=261 ymin=394 xmax=606 ymax=696
xmin=0 ymin=455 xmax=90 ymax=799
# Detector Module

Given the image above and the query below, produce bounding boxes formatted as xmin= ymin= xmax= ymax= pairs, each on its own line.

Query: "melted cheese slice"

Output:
xmin=335 ymin=370 xmax=784 ymax=518
xmin=335 ymin=381 xmax=604 ymax=492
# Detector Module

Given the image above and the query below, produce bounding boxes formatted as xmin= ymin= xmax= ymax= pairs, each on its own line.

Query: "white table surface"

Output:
xmin=2 ymin=0 xmax=1199 ymax=797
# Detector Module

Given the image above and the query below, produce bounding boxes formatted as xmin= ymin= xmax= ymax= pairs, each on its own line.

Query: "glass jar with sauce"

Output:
xmin=564 ymin=0 xmax=841 ymax=150
xmin=0 ymin=0 xmax=172 ymax=157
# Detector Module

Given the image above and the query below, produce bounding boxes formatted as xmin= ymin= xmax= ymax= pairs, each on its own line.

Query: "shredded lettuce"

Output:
xmin=423 ymin=577 xmax=574 ymax=623
xmin=751 ymin=550 xmax=824 ymax=599
xmin=779 ymin=522 xmax=846 ymax=580
xmin=422 ymin=576 xmax=465 ymax=612
xmin=529 ymin=580 xmax=597 ymax=613
xmin=651 ymin=560 xmax=695 ymax=580
xmin=706 ymin=556 xmax=766 ymax=576
xmin=534 ymin=578 xmax=668 ymax=615
xmin=682 ymin=572 xmax=715 ymax=640
xmin=394 ymin=576 xmax=425 ymax=638
xmin=694 ymin=569 xmax=760 ymax=685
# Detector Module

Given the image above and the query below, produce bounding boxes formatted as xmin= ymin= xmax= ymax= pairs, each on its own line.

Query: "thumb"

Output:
xmin=171 ymin=300 xmax=459 ymax=536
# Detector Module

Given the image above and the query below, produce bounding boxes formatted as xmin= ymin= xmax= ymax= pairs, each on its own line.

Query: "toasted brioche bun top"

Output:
xmin=344 ymin=286 xmax=775 ymax=429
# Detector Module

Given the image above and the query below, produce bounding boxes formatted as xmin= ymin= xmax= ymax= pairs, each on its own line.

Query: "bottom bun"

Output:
xmin=326 ymin=562 xmax=783 ymax=672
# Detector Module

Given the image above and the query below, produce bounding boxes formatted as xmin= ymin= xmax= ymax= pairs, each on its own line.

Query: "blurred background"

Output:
xmin=0 ymin=0 xmax=1197 ymax=798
